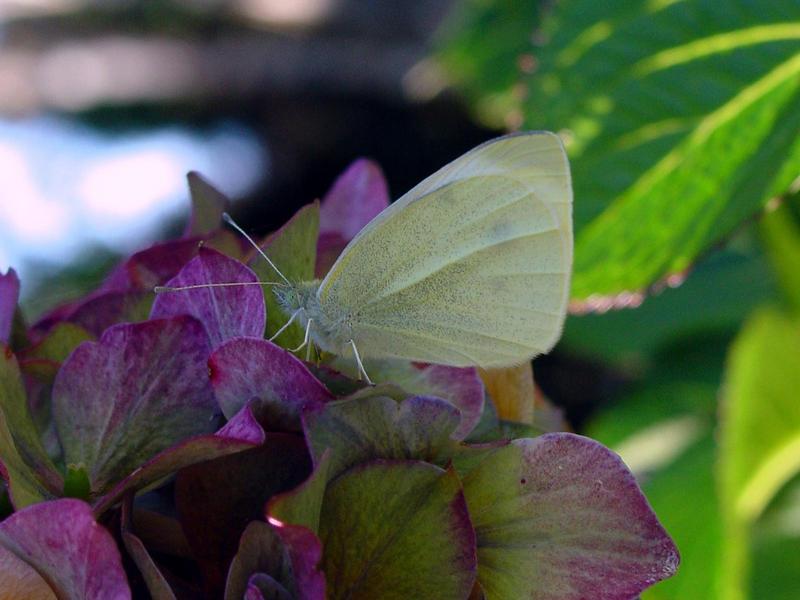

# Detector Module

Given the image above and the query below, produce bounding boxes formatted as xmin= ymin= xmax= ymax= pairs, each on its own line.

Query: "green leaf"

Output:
xmin=561 ymin=245 xmax=777 ymax=365
xmin=547 ymin=1 xmax=800 ymax=298
xmin=440 ymin=0 xmax=800 ymax=299
xmin=719 ymin=308 xmax=800 ymax=599
xmin=435 ymin=0 xmax=544 ymax=125
xmin=760 ymin=195 xmax=800 ymax=311
xmin=748 ymin=475 xmax=800 ymax=600
xmin=249 ymin=203 xmax=319 ymax=351
xmin=721 ymin=308 xmax=800 ymax=524
xmin=640 ymin=437 xmax=722 ymax=600
xmin=0 ymin=349 xmax=61 ymax=507
xmin=318 ymin=461 xmax=476 ymax=600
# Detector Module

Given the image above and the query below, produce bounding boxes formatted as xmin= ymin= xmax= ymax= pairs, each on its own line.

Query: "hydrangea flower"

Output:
xmin=0 ymin=161 xmax=678 ymax=598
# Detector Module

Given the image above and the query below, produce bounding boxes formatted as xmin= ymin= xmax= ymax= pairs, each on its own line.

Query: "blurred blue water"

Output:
xmin=0 ymin=115 xmax=267 ymax=292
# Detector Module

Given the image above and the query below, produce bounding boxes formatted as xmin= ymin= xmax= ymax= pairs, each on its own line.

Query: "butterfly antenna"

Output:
xmin=154 ymin=281 xmax=285 ymax=294
xmin=222 ymin=212 xmax=292 ymax=286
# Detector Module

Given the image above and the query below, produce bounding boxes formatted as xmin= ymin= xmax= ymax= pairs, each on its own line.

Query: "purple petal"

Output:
xmin=52 ymin=317 xmax=216 ymax=494
xmin=315 ymin=232 xmax=348 ymax=279
xmin=210 ymin=337 xmax=333 ymax=427
xmin=317 ymin=159 xmax=389 ymax=275
xmin=67 ymin=291 xmax=152 ymax=338
xmin=32 ymin=290 xmax=152 ymax=340
xmin=151 ymin=247 xmax=266 ymax=348
xmin=0 ymin=499 xmax=131 ymax=599
xmin=0 ymin=269 xmax=20 ymax=346
xmin=462 ymin=433 xmax=680 ymax=599
xmin=319 ymin=159 xmax=389 ymax=240
xmin=101 ymin=237 xmax=205 ymax=292
xmin=245 ymin=573 xmax=292 ymax=600
xmin=271 ymin=524 xmax=326 ymax=600
xmin=93 ymin=404 xmax=265 ymax=516
xmin=363 ymin=360 xmax=485 ymax=440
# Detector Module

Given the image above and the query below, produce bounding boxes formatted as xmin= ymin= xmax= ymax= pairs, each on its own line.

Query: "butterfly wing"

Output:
xmin=317 ymin=131 xmax=572 ymax=367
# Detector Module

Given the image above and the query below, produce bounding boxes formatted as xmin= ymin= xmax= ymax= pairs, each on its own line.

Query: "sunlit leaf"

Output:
xmin=719 ymin=308 xmax=800 ymax=598
xmin=440 ymin=0 xmax=800 ymax=299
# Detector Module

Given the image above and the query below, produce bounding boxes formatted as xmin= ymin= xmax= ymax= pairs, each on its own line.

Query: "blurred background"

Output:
xmin=2 ymin=1 xmax=799 ymax=598
xmin=0 ymin=0 xmax=496 ymax=309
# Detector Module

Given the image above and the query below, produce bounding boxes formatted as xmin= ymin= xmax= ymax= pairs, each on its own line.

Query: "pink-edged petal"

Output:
xmin=271 ymin=524 xmax=325 ymax=600
xmin=302 ymin=394 xmax=460 ymax=478
xmin=0 ymin=545 xmax=56 ymax=599
xmin=151 ymin=247 xmax=266 ymax=348
xmin=461 ymin=433 xmax=680 ymax=600
xmin=31 ymin=290 xmax=152 ymax=340
xmin=101 ymin=237 xmax=204 ymax=292
xmin=361 ymin=360 xmax=485 ymax=440
xmin=245 ymin=573 xmax=292 ymax=600
xmin=319 ymin=159 xmax=389 ymax=240
xmin=0 ymin=499 xmax=131 ymax=599
xmin=317 ymin=159 xmax=389 ymax=276
xmin=210 ymin=337 xmax=333 ymax=427
xmin=93 ymin=403 xmax=265 ymax=516
xmin=52 ymin=317 xmax=216 ymax=495
xmin=0 ymin=270 xmax=20 ymax=346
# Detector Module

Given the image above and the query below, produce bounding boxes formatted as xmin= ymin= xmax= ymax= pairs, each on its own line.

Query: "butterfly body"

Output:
xmin=273 ymin=280 xmax=353 ymax=355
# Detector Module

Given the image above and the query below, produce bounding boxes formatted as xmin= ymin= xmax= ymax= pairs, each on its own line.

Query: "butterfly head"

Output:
xmin=272 ymin=284 xmax=301 ymax=314
xmin=272 ymin=280 xmax=321 ymax=315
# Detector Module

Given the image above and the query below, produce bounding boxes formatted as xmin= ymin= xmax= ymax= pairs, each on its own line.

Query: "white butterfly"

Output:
xmin=252 ymin=131 xmax=573 ymax=383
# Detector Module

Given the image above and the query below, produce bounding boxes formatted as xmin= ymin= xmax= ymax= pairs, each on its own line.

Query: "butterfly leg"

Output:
xmin=290 ymin=318 xmax=313 ymax=352
xmin=269 ymin=308 xmax=302 ymax=342
xmin=348 ymin=339 xmax=373 ymax=385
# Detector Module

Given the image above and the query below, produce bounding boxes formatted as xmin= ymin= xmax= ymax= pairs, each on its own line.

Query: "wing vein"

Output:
xmin=359 ymin=227 xmax=561 ymax=312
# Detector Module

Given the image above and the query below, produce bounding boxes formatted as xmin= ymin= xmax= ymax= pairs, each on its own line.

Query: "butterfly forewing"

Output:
xmin=317 ymin=132 xmax=572 ymax=367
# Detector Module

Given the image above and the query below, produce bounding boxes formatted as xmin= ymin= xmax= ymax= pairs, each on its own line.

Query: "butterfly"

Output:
xmin=243 ymin=131 xmax=573 ymax=383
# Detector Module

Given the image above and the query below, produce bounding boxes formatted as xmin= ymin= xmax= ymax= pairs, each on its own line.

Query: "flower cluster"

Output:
xmin=0 ymin=161 xmax=678 ymax=598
